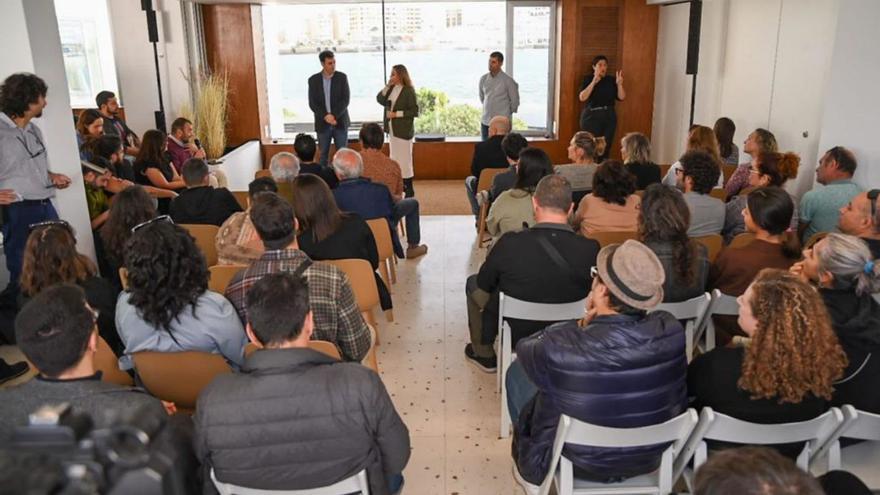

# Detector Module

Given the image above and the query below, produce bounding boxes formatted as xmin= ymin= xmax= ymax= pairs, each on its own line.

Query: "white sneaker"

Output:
xmin=512 ymin=464 xmax=540 ymax=495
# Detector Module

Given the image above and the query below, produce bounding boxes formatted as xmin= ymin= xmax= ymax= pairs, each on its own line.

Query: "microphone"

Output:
xmin=194 ymin=138 xmax=202 ymax=149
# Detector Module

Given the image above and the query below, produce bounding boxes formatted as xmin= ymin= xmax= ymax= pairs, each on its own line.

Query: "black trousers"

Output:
xmin=579 ymin=107 xmax=617 ymax=160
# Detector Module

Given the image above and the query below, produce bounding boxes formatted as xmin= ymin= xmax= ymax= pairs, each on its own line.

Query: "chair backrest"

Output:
xmin=805 ymin=231 xmax=829 ymax=249
xmin=211 ymin=468 xmax=369 ymax=495
xmin=180 ymin=223 xmax=221 ymax=266
xmin=208 ymin=264 xmax=247 ymax=293
xmin=709 ymin=188 xmax=726 ymax=201
xmin=693 ymin=234 xmax=723 ymax=263
xmin=132 ymin=351 xmax=232 ymax=410
xmin=254 ymin=169 xmax=272 ymax=179
xmin=321 ymin=259 xmax=380 ymax=314
xmin=231 ymin=191 xmax=249 ymax=210
xmin=659 ymin=164 xmax=672 ymax=178
xmin=477 ymin=167 xmax=506 ymax=192
xmin=245 ymin=341 xmax=342 ymax=361
xmin=728 ymin=232 xmax=756 ymax=249
xmin=812 ymin=405 xmax=880 ymax=471
xmin=365 ymin=218 xmax=394 ymax=261
xmin=722 ymin=164 xmax=737 ymax=184
xmin=587 ymin=230 xmax=639 ymax=248
xmin=539 ymin=409 xmax=699 ymax=495
xmin=653 ymin=293 xmax=711 ymax=362
xmin=95 ymin=336 xmax=133 ymax=386
xmin=499 ymin=292 xmax=586 ymax=322
xmin=674 ymin=407 xmax=843 ymax=480
xmin=708 ymin=289 xmax=739 ymax=316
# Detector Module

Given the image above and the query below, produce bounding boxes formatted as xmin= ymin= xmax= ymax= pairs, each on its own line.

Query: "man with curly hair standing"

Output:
xmin=0 ymin=73 xmax=71 ymax=298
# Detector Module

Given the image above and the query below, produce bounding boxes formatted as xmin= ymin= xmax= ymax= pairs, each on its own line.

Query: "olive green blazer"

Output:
xmin=376 ymin=85 xmax=419 ymax=140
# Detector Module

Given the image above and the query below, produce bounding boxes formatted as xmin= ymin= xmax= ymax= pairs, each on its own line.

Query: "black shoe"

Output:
xmin=0 ymin=360 xmax=28 ymax=385
xmin=464 ymin=344 xmax=497 ymax=373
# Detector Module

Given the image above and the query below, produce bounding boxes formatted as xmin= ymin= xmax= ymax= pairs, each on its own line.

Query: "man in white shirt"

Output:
xmin=479 ymin=51 xmax=520 ymax=141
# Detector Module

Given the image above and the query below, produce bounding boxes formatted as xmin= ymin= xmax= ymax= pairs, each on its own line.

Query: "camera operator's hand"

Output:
xmin=161 ymin=401 xmax=177 ymax=415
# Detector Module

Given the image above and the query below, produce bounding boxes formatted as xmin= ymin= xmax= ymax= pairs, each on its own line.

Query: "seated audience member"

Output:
xmin=554 ymin=131 xmax=603 ymax=198
xmin=693 ymin=447 xmax=827 ymax=495
xmin=792 ymin=233 xmax=880 ymax=413
xmin=723 ymin=151 xmax=799 ymax=242
xmin=724 ymin=128 xmax=778 ymax=198
xmin=292 ymin=173 xmax=392 ymax=311
xmin=474 ymin=133 xmax=529 ymax=217
xmin=169 ymin=158 xmax=242 ymax=226
xmin=688 ymin=269 xmax=846 ymax=456
xmin=97 ymin=186 xmax=156 ymax=291
xmin=134 ymin=129 xmax=185 ymax=213
xmin=165 ymin=117 xmax=206 ymax=173
xmin=268 ymin=150 xmax=299 ymax=199
xmin=509 ymin=240 xmax=686 ymax=489
xmin=96 ymin=90 xmax=140 ymax=155
xmin=714 ymin=117 xmax=739 ymax=165
xmin=75 ymin=108 xmax=104 ymax=159
xmin=116 ymin=220 xmax=247 ymax=370
xmin=486 ymin=147 xmax=553 ymax=239
xmin=294 ymin=132 xmax=337 ymax=188
xmin=572 ymin=160 xmax=641 ymax=236
xmin=0 ymin=284 xmax=166 ymax=442
xmin=81 ymin=163 xmax=112 ymax=230
xmin=196 ymin=273 xmax=409 ymax=495
xmin=800 ymin=146 xmax=861 ymax=242
xmin=662 ymin=125 xmax=724 ymax=188
xmin=465 ymin=115 xmax=511 ymax=215
xmin=332 ymin=148 xmax=427 ymax=259
xmin=838 ymin=190 xmax=880 ymax=257
xmin=20 ymin=221 xmax=120 ymax=354
xmin=465 ymin=175 xmax=599 ymax=371
xmin=621 ymin=132 xmax=661 ymax=190
xmin=677 ymin=151 xmax=724 ymax=237
xmin=216 ymin=177 xmax=277 ymax=266
xmin=639 ymin=184 xmax=709 ymax=302
xmin=82 ymin=134 xmax=135 ymax=182
xmin=224 ymin=192 xmax=372 ymax=362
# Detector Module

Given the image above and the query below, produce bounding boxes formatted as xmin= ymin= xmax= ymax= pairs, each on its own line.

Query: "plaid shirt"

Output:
xmin=224 ymin=249 xmax=371 ymax=361
xmin=360 ymin=149 xmax=404 ymax=198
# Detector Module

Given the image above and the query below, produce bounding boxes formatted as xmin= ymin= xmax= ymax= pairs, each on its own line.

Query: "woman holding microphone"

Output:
xmin=579 ymin=55 xmax=625 ymax=160
xmin=377 ymin=64 xmax=419 ymax=197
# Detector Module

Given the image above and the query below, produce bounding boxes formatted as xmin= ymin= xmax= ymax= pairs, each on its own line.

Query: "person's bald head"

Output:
xmin=331 ymin=148 xmax=364 ymax=180
xmin=488 ymin=116 xmax=511 ymax=137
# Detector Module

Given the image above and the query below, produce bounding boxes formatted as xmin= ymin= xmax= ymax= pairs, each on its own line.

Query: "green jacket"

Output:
xmin=376 ymin=85 xmax=419 ymax=140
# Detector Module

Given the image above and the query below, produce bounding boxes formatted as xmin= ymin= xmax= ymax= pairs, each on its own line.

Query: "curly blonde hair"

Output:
xmin=739 ymin=269 xmax=847 ymax=403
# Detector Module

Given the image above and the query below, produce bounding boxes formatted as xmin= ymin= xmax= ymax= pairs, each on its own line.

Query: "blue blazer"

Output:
xmin=308 ymin=71 xmax=351 ymax=132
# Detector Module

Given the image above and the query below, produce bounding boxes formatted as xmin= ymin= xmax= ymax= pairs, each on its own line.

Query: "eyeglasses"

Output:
xmin=17 ymin=129 xmax=45 ymax=159
xmin=868 ymin=189 xmax=879 ymax=219
xmin=130 ymin=215 xmax=173 ymax=234
xmin=28 ymin=219 xmax=73 ymax=234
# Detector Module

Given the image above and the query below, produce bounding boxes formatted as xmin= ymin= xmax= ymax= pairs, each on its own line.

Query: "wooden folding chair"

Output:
xmin=693 ymin=234 xmax=723 ymax=263
xmin=208 ymin=264 xmax=247 ymax=293
xmin=586 ymin=231 xmax=639 ymax=248
xmin=95 ymin=336 xmax=133 ymax=386
xmin=728 ymin=232 xmax=756 ymax=249
xmin=366 ymin=218 xmax=396 ymax=288
xmin=132 ymin=351 xmax=232 ymax=413
xmin=709 ymin=188 xmax=726 ymax=201
xmin=231 ymin=191 xmax=249 ymax=210
xmin=254 ymin=169 xmax=272 ymax=179
xmin=179 ymin=224 xmax=220 ymax=267
xmin=476 ymin=168 xmax=506 ymax=248
xmin=322 ymin=258 xmax=388 ymax=340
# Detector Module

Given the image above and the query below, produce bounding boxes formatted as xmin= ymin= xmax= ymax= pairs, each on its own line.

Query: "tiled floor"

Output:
xmin=376 ymin=215 xmax=519 ymax=494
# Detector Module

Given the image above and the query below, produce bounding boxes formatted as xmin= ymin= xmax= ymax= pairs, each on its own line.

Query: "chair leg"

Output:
xmin=478 ymin=202 xmax=489 ymax=248
xmin=379 ymin=261 xmax=391 ymax=292
xmin=389 ymin=258 xmax=397 ymax=284
xmin=384 ymin=309 xmax=394 ymax=322
xmin=397 ymin=221 xmax=406 ymax=239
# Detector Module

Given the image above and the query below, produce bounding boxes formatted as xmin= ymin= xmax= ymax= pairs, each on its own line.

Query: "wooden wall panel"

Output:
xmin=208 ymin=0 xmax=659 ymax=178
xmin=202 ymin=4 xmax=261 ymax=147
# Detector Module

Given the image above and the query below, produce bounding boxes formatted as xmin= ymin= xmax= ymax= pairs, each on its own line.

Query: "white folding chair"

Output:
xmin=498 ymin=292 xmax=587 ymax=438
xmin=812 ymin=405 xmax=880 ymax=474
xmin=211 ymin=468 xmax=370 ymax=495
xmin=529 ymin=409 xmax=699 ymax=495
xmin=692 ymin=289 xmax=738 ymax=355
xmin=673 ymin=407 xmax=843 ymax=489
xmin=652 ymin=293 xmax=711 ymax=362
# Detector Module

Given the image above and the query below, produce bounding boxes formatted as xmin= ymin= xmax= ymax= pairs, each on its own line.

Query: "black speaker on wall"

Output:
xmin=686 ymin=0 xmax=702 ymax=75
xmin=145 ymin=10 xmax=159 ymax=43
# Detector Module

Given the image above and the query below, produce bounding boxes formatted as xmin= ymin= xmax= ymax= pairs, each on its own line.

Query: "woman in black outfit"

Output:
xmin=291 ymin=174 xmax=393 ymax=311
xmin=792 ymin=233 xmax=880 ymax=414
xmin=578 ymin=55 xmax=626 ymax=160
xmin=133 ymin=129 xmax=185 ymax=214
xmin=19 ymin=221 xmax=122 ymax=356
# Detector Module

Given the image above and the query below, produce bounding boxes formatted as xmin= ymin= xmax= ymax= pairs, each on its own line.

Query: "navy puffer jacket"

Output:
xmin=513 ymin=312 xmax=687 ymax=484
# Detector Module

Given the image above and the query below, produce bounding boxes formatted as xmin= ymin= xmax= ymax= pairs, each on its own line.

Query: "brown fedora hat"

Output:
xmin=596 ymin=239 xmax=665 ymax=310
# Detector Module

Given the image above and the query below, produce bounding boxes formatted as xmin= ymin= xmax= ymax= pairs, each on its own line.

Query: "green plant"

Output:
xmin=414 ymin=86 xmax=529 ymax=136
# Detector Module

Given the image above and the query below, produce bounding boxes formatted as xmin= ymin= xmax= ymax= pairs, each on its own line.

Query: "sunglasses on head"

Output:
xmin=130 ymin=215 xmax=174 ymax=234
xmin=28 ymin=219 xmax=73 ymax=235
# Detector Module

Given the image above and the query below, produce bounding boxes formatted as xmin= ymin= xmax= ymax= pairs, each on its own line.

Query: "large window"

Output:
xmin=261 ymin=1 xmax=556 ymax=139
xmin=54 ymin=0 xmax=120 ymax=108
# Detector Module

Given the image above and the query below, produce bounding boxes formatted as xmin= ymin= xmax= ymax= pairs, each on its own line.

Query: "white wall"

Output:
xmin=816 ymin=0 xmax=880 ymax=190
xmin=651 ymin=0 xmax=840 ymax=198
xmin=107 ymin=0 xmax=193 ymax=135
xmin=0 ymin=0 xmax=96 ymax=284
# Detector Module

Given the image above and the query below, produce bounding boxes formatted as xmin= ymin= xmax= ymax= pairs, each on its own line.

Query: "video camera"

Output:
xmin=0 ymin=403 xmax=193 ymax=494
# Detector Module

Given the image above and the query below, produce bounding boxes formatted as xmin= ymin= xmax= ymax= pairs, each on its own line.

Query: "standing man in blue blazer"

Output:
xmin=308 ymin=50 xmax=350 ymax=167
